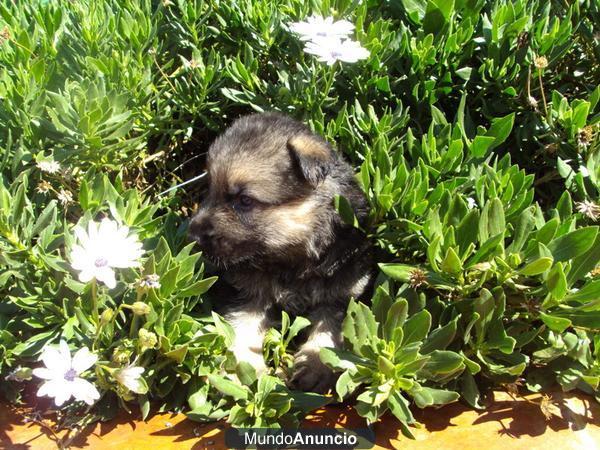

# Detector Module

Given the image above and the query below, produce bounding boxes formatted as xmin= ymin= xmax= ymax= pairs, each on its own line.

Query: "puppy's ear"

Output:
xmin=287 ymin=134 xmax=333 ymax=187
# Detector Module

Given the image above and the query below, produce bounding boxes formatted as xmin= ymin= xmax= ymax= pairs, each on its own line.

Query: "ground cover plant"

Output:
xmin=0 ymin=0 xmax=599 ymax=442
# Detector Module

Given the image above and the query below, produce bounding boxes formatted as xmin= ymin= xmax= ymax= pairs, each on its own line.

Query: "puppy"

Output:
xmin=189 ymin=113 xmax=373 ymax=393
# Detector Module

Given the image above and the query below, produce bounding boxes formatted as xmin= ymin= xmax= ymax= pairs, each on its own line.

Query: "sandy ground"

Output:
xmin=1 ymin=390 xmax=599 ymax=449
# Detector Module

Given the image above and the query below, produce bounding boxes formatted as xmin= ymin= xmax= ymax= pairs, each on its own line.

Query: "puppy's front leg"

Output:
xmin=226 ymin=305 xmax=269 ymax=373
xmin=289 ymin=307 xmax=343 ymax=393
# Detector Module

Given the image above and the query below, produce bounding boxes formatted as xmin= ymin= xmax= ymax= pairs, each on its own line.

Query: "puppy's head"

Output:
xmin=189 ymin=113 xmax=341 ymax=267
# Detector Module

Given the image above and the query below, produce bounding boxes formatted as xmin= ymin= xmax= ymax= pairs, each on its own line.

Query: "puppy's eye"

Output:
xmin=234 ymin=194 xmax=254 ymax=211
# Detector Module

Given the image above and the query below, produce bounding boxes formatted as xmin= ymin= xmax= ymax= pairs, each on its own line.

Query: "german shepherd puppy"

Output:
xmin=189 ymin=113 xmax=373 ymax=393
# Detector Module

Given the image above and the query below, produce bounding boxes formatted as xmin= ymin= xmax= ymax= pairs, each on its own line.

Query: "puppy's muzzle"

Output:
xmin=189 ymin=212 xmax=214 ymax=250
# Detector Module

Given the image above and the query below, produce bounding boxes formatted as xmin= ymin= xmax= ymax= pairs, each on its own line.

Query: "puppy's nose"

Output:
xmin=189 ymin=215 xmax=214 ymax=246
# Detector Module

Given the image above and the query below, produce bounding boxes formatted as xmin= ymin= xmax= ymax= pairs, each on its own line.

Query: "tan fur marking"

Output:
xmin=262 ymin=198 xmax=320 ymax=248
xmin=288 ymin=135 xmax=330 ymax=161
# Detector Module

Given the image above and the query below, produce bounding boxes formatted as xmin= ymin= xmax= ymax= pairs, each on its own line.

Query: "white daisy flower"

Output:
xmin=32 ymin=341 xmax=100 ymax=406
xmin=289 ymin=15 xmax=354 ymax=42
xmin=37 ymin=160 xmax=61 ymax=174
xmin=576 ymin=200 xmax=600 ymax=221
xmin=115 ymin=365 xmax=147 ymax=394
xmin=57 ymin=188 xmax=73 ymax=206
xmin=139 ymin=274 xmax=161 ymax=289
xmin=304 ymin=37 xmax=369 ymax=65
xmin=70 ymin=218 xmax=144 ymax=289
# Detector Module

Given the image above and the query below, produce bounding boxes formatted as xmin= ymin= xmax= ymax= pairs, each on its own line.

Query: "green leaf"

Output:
xmin=470 ymin=135 xmax=496 ymax=158
xmin=164 ymin=345 xmax=188 ymax=363
xmin=456 ymin=209 xmax=480 ymax=253
xmin=387 ymin=391 xmax=415 ymax=428
xmin=335 ymin=370 xmax=361 ymax=400
xmin=484 ymin=113 xmax=515 ymax=151
xmin=139 ymin=395 xmax=150 ymax=421
xmin=552 ymin=309 xmax=600 ymax=328
xmin=31 ymin=200 xmax=57 ymax=238
xmin=342 ymin=300 xmax=379 ymax=354
xmin=564 ymin=280 xmax=600 ymax=303
xmin=402 ymin=310 xmax=432 ymax=345
xmin=556 ymin=191 xmax=573 ymax=220
xmin=423 ymin=0 xmax=455 ymax=35
xmin=212 ymin=312 xmax=235 ymax=347
xmin=440 ymin=247 xmax=463 ymax=274
xmin=378 ymin=263 xmax=414 ymax=282
xmin=159 ymin=266 xmax=180 ymax=297
xmin=334 ymin=195 xmax=359 ymax=228
xmin=508 ymin=207 xmax=535 ymax=253
xmin=320 ymin=347 xmax=364 ymax=372
xmin=519 ymin=257 xmax=553 ymax=276
xmin=460 ymin=372 xmax=483 ymax=409
xmin=236 ymin=362 xmax=257 ymax=386
xmin=483 ymin=198 xmax=505 ymax=241
xmin=421 ymin=316 xmax=458 ymax=353
xmin=548 ymin=227 xmax=598 ymax=262
xmin=539 ymin=312 xmax=571 ymax=333
xmin=378 ymin=356 xmax=396 ymax=376
xmin=178 ymin=276 xmax=218 ymax=297
xmin=418 ymin=350 xmax=465 ymax=380
xmin=400 ymin=0 xmax=428 ymax=23
xmin=208 ymin=375 xmax=249 ymax=401
xmin=570 ymin=100 xmax=590 ymax=132
xmin=546 ymin=263 xmax=568 ymax=300
xmin=473 ymin=288 xmax=495 ymax=341
xmin=567 ymin=234 xmax=600 ymax=285
xmin=466 ymin=233 xmax=504 ymax=266
xmin=289 ymin=391 xmax=330 ymax=413
xmin=384 ymin=299 xmax=408 ymax=343
xmin=411 ymin=386 xmax=459 ymax=408
xmin=286 ymin=316 xmax=311 ymax=343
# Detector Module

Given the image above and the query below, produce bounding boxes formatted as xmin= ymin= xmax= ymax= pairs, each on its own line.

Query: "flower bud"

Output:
xmin=534 ymin=56 xmax=548 ymax=69
xmin=138 ymin=328 xmax=157 ymax=350
xmin=5 ymin=366 xmax=32 ymax=382
xmin=131 ymin=301 xmax=151 ymax=316
xmin=112 ymin=347 xmax=131 ymax=365
xmin=508 ymin=253 xmax=522 ymax=268
xmin=100 ymin=308 xmax=114 ymax=324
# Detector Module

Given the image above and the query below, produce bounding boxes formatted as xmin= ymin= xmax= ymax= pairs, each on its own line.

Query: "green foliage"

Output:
xmin=322 ymin=297 xmax=462 ymax=437
xmin=263 ymin=311 xmax=311 ymax=376
xmin=0 ymin=0 xmax=598 ymax=437
xmin=206 ymin=364 xmax=329 ymax=428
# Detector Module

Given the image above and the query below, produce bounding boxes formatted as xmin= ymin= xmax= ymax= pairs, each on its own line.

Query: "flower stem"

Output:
xmin=322 ymin=65 xmax=337 ymax=103
xmin=91 ymin=278 xmax=99 ymax=326
xmin=130 ymin=315 xmax=140 ymax=338
xmin=537 ymin=69 xmax=549 ymax=123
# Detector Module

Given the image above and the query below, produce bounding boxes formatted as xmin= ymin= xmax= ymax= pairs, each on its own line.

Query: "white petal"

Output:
xmin=331 ymin=20 xmax=354 ymax=34
xmin=116 ymin=366 xmax=145 ymax=393
xmin=59 ymin=340 xmax=73 ymax=366
xmin=71 ymin=378 xmax=100 ymax=405
xmin=53 ymin=381 xmax=74 ymax=406
xmin=37 ymin=379 xmax=60 ymax=398
xmin=73 ymin=225 xmax=91 ymax=248
xmin=78 ymin=268 xmax=96 ymax=284
xmin=99 ymin=218 xmax=118 ymax=239
xmin=41 ymin=345 xmax=69 ymax=376
xmin=95 ymin=267 xmax=116 ymax=289
xmin=70 ymin=245 xmax=90 ymax=270
xmin=32 ymin=368 xmax=54 ymax=380
xmin=87 ymin=220 xmax=99 ymax=242
xmin=72 ymin=347 xmax=97 ymax=373
xmin=37 ymin=378 xmax=73 ymax=406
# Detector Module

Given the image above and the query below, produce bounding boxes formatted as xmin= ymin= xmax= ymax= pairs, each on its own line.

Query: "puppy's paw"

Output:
xmin=288 ymin=348 xmax=336 ymax=394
